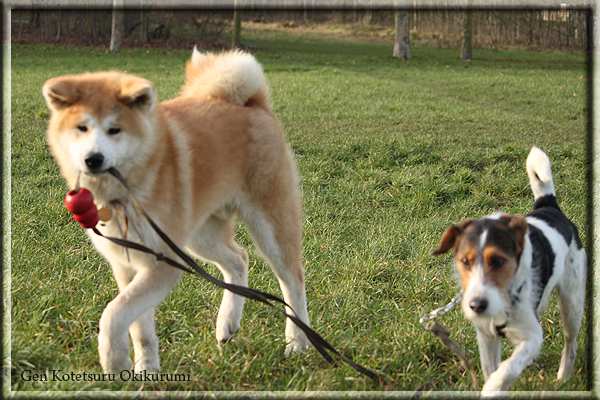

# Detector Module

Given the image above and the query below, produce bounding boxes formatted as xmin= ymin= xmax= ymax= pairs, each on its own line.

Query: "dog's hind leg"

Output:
xmin=238 ymin=201 xmax=310 ymax=356
xmin=185 ymin=214 xmax=249 ymax=343
xmin=556 ymin=247 xmax=586 ymax=379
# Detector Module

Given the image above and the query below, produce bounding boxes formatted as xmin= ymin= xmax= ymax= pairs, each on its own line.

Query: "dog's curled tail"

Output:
xmin=526 ymin=146 xmax=556 ymax=200
xmin=180 ymin=47 xmax=271 ymax=110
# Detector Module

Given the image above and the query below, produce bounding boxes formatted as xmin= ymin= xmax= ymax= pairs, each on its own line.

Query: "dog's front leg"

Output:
xmin=130 ymin=308 xmax=160 ymax=373
xmin=98 ymin=262 xmax=182 ymax=374
xmin=481 ymin=332 xmax=542 ymax=393
xmin=475 ymin=327 xmax=502 ymax=381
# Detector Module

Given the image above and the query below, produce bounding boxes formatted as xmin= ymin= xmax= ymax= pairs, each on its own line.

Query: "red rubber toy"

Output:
xmin=65 ymin=188 xmax=99 ymax=228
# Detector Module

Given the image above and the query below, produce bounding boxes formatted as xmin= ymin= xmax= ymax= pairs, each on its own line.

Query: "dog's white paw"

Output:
xmin=216 ymin=318 xmax=241 ymax=343
xmin=284 ymin=335 xmax=310 ymax=357
xmin=100 ymin=356 xmax=132 ymax=377
xmin=481 ymin=374 xmax=510 ymax=392
xmin=98 ymin=332 xmax=132 ymax=375
xmin=480 ymin=389 xmax=509 ymax=398
xmin=135 ymin=357 xmax=161 ymax=374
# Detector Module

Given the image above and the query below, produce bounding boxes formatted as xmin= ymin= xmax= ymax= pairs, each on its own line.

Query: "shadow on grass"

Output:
xmin=251 ymin=35 xmax=586 ymax=75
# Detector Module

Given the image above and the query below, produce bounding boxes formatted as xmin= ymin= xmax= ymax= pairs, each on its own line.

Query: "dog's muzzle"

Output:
xmin=469 ymin=297 xmax=489 ymax=314
xmin=85 ymin=153 xmax=105 ymax=173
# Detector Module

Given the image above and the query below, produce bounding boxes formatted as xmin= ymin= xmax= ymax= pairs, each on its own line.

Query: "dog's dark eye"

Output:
xmin=461 ymin=257 xmax=470 ymax=269
xmin=77 ymin=125 xmax=88 ymax=132
xmin=490 ymin=256 xmax=505 ymax=270
xmin=108 ymin=127 xmax=121 ymax=135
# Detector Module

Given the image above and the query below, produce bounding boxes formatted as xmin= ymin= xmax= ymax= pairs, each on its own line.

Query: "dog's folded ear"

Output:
xmin=432 ymin=220 xmax=471 ymax=256
xmin=43 ymin=77 xmax=79 ymax=112
xmin=499 ymin=214 xmax=528 ymax=254
xmin=118 ymin=77 xmax=157 ymax=112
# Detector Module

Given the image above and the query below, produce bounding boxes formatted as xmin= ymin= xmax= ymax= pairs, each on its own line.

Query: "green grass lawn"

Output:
xmin=9 ymin=23 xmax=589 ymax=394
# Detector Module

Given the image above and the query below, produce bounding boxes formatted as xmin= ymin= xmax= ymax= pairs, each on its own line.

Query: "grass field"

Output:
xmin=9 ymin=22 xmax=590 ymax=394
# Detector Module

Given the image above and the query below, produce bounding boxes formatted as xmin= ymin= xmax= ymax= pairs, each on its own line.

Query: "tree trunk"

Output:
xmin=88 ymin=9 xmax=93 ymax=37
xmin=30 ymin=9 xmax=40 ymax=29
xmin=232 ymin=0 xmax=242 ymax=49
xmin=42 ymin=12 xmax=47 ymax=41
xmin=460 ymin=8 xmax=473 ymax=60
xmin=98 ymin=10 xmax=103 ymax=38
xmin=94 ymin=10 xmax=99 ymax=39
xmin=393 ymin=9 xmax=411 ymax=59
xmin=303 ymin=0 xmax=309 ymax=23
xmin=141 ymin=5 xmax=148 ymax=42
xmin=55 ymin=9 xmax=61 ymax=42
xmin=110 ymin=0 xmax=124 ymax=52
xmin=364 ymin=8 xmax=373 ymax=25
xmin=89 ymin=8 xmax=99 ymax=39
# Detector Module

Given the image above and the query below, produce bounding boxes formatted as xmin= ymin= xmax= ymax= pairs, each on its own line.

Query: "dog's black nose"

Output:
xmin=469 ymin=298 xmax=488 ymax=314
xmin=85 ymin=153 xmax=105 ymax=171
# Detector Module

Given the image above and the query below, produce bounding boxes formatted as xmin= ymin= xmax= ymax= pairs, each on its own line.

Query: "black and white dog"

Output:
xmin=433 ymin=146 xmax=586 ymax=392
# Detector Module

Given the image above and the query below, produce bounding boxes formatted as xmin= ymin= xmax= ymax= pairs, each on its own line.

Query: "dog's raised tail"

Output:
xmin=527 ymin=146 xmax=557 ymax=201
xmin=180 ymin=47 xmax=271 ymax=111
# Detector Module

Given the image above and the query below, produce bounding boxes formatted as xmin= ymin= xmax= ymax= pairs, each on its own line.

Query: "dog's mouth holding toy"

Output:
xmin=65 ymin=170 xmax=114 ymax=228
xmin=492 ymin=311 xmax=508 ymax=327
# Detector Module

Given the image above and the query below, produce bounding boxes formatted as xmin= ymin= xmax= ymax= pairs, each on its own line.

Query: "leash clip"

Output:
xmin=419 ymin=291 xmax=463 ymax=327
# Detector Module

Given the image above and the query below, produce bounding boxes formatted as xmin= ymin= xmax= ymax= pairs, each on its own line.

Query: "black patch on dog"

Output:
xmin=510 ymin=282 xmax=524 ymax=306
xmin=528 ymin=195 xmax=583 ymax=250
xmin=527 ymin=224 xmax=555 ymax=309
xmin=477 ymin=220 xmax=520 ymax=256
xmin=533 ymin=194 xmax=561 ymax=211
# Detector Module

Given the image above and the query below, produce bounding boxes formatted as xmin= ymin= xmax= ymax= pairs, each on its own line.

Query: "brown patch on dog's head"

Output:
xmin=433 ymin=214 xmax=528 ymax=293
xmin=477 ymin=245 xmax=519 ymax=290
xmin=432 ymin=219 xmax=472 ymax=256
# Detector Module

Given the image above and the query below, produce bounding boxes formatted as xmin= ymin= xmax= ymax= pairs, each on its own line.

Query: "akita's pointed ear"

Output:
xmin=432 ymin=220 xmax=471 ymax=256
xmin=118 ymin=77 xmax=156 ymax=112
xmin=499 ymin=214 xmax=528 ymax=254
xmin=42 ymin=77 xmax=79 ymax=112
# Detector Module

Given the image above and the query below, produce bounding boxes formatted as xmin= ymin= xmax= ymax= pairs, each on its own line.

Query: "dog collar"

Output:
xmin=495 ymin=322 xmax=507 ymax=338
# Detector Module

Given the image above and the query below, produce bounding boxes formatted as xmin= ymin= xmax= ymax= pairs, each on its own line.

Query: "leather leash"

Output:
xmin=89 ymin=167 xmax=395 ymax=390
xmin=423 ymin=321 xmax=479 ymax=391
xmin=418 ymin=293 xmax=479 ymax=391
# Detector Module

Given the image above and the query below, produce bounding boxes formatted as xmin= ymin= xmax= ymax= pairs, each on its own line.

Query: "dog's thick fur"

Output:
xmin=43 ymin=49 xmax=310 ymax=374
xmin=433 ymin=147 xmax=586 ymax=393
